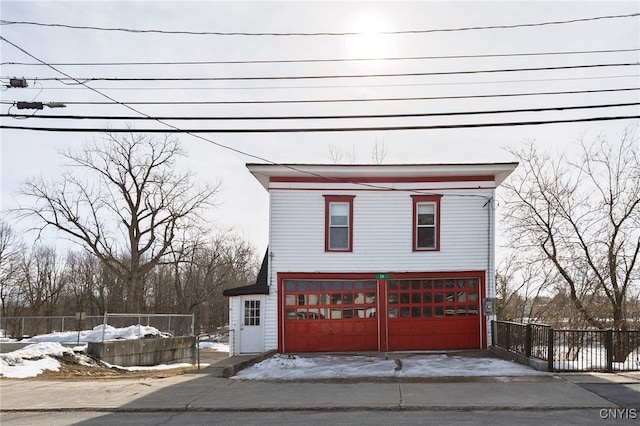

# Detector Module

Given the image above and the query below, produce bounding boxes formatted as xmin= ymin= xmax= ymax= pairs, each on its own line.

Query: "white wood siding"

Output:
xmin=259 ymin=185 xmax=497 ymax=352
xmin=263 ymin=291 xmax=279 ymax=353
xmin=228 ymin=297 xmax=239 ymax=355
xmin=269 ymin=188 xmax=494 ymax=272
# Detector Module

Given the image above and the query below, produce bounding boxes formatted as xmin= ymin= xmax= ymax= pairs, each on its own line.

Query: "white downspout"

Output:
xmin=484 ymin=195 xmax=494 ymax=349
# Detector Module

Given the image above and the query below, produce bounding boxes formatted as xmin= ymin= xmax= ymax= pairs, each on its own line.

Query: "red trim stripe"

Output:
xmin=270 ymin=175 xmax=495 ymax=184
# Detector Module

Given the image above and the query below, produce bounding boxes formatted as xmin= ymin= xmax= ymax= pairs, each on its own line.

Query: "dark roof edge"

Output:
xmin=223 ymin=249 xmax=269 ymax=297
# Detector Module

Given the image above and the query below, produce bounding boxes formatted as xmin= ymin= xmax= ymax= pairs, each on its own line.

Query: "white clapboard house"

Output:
xmin=224 ymin=163 xmax=517 ymax=355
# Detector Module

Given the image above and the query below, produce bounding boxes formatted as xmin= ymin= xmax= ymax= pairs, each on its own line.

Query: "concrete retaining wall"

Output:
xmin=489 ymin=345 xmax=549 ymax=372
xmin=87 ymin=336 xmax=195 ymax=367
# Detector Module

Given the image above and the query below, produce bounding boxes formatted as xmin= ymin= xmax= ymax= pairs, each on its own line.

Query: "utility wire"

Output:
xmin=5 ymin=102 xmax=638 ymax=121
xmin=0 ymin=39 xmax=436 ymax=195
xmin=0 ymin=34 xmax=360 ymax=185
xmin=1 ymin=36 xmax=638 ymax=194
xmin=3 ymin=48 xmax=638 ymax=67
xmin=12 ymin=74 xmax=638 ymax=92
xmin=3 ymin=87 xmax=637 ymax=107
xmin=1 ymin=13 xmax=638 ymax=36
xmin=14 ymin=62 xmax=639 ymax=83
xmin=3 ymin=116 xmax=639 ymax=133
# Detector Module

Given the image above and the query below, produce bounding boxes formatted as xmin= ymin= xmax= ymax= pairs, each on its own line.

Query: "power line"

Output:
xmin=1 ymin=35 xmax=638 ymax=194
xmin=0 ymin=37 xmax=437 ymax=194
xmin=3 ymin=48 xmax=638 ymax=67
xmin=10 ymin=74 xmax=638 ymax=92
xmin=1 ymin=13 xmax=638 ymax=36
xmin=5 ymin=102 xmax=638 ymax=121
xmin=3 ymin=32 xmax=638 ymax=133
xmin=0 ymin=34 xmax=317 ymax=171
xmin=3 ymin=87 xmax=637 ymax=107
xmin=3 ymin=116 xmax=639 ymax=133
xmin=13 ymin=62 xmax=639 ymax=83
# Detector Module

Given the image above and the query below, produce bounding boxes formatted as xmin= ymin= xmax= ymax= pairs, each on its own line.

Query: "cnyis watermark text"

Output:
xmin=599 ymin=408 xmax=637 ymax=420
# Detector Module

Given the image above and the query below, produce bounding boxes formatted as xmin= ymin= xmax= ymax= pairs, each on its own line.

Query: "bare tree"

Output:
xmin=62 ymin=250 xmax=102 ymax=314
xmin=501 ymin=126 xmax=640 ymax=359
xmin=371 ymin=138 xmax=388 ymax=164
xmin=328 ymin=139 xmax=388 ymax=164
xmin=0 ymin=221 xmax=25 ymax=318
xmin=19 ymin=245 xmax=66 ymax=317
xmin=328 ymin=143 xmax=356 ymax=164
xmin=16 ymin=133 xmax=218 ymax=312
xmin=152 ymin=231 xmax=258 ymax=331
xmin=496 ymin=252 xmax=555 ymax=323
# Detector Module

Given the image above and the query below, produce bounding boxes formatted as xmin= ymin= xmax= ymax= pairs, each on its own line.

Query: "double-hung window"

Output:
xmin=324 ymin=195 xmax=354 ymax=252
xmin=412 ymin=195 xmax=441 ymax=251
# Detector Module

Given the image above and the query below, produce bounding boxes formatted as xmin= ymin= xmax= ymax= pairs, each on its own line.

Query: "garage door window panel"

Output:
xmin=283 ymin=277 xmax=378 ymax=351
xmin=286 ymin=279 xmax=377 ymax=321
xmin=388 ymin=277 xmax=481 ymax=320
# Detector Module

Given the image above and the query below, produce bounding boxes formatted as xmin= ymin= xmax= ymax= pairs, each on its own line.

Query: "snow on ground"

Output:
xmin=198 ymin=341 xmax=230 ymax=351
xmin=553 ymin=346 xmax=640 ymax=371
xmin=102 ymin=361 xmax=196 ymax=371
xmin=0 ymin=325 xmax=230 ymax=379
xmin=0 ymin=342 xmax=89 ymax=379
xmin=0 ymin=329 xmax=17 ymax=343
xmin=232 ymin=353 xmax=547 ymax=380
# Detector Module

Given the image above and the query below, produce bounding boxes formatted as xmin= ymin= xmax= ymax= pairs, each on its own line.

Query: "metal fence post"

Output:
xmin=525 ymin=324 xmax=532 ymax=357
xmin=605 ymin=329 xmax=613 ymax=373
xmin=547 ymin=327 xmax=554 ymax=372
xmin=101 ymin=312 xmax=108 ymax=342
xmin=196 ymin=334 xmax=200 ymax=370
xmin=491 ymin=320 xmax=496 ymax=346
xmin=506 ymin=322 xmax=511 ymax=351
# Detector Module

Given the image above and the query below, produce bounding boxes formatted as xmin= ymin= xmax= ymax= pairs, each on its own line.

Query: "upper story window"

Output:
xmin=324 ymin=195 xmax=355 ymax=252
xmin=412 ymin=195 xmax=441 ymax=251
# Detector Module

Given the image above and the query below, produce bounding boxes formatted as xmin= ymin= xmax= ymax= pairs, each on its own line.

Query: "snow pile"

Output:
xmin=197 ymin=332 xmax=229 ymax=352
xmin=117 ymin=362 xmax=194 ymax=371
xmin=400 ymin=353 xmax=544 ymax=376
xmin=232 ymin=353 xmax=547 ymax=380
xmin=0 ymin=329 xmax=17 ymax=343
xmin=198 ymin=341 xmax=229 ymax=352
xmin=0 ymin=342 xmax=74 ymax=378
xmin=0 ymin=324 xmax=189 ymax=379
xmin=23 ymin=324 xmax=170 ymax=343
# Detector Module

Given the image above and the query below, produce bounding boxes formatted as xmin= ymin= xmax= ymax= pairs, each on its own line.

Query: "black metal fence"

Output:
xmin=492 ymin=320 xmax=640 ymax=372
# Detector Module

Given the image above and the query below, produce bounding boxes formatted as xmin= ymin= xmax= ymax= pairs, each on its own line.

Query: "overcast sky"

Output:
xmin=1 ymin=1 xmax=639 ymax=253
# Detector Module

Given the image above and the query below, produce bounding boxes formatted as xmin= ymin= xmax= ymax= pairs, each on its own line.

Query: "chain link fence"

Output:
xmin=1 ymin=313 xmax=194 ymax=342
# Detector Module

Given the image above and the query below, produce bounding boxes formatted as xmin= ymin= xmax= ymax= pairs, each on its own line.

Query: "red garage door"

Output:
xmin=282 ymin=278 xmax=378 ymax=352
xmin=385 ymin=277 xmax=482 ymax=350
xmin=280 ymin=273 xmax=484 ymax=352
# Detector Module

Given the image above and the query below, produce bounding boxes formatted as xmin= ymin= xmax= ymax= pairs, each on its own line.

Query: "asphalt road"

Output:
xmin=2 ymin=408 xmax=639 ymax=425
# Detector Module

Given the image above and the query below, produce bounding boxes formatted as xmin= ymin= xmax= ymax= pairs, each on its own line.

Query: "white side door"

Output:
xmin=239 ymin=296 xmax=264 ymax=354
